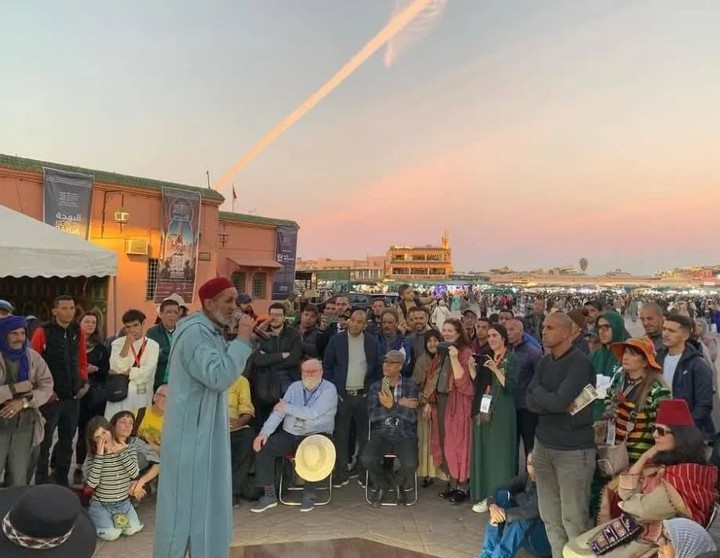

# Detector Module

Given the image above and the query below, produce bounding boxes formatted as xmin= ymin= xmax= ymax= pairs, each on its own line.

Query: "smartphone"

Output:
xmin=381 ymin=377 xmax=391 ymax=393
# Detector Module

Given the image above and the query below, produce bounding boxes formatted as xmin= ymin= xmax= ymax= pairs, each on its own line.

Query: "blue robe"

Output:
xmin=153 ymin=311 xmax=252 ymax=558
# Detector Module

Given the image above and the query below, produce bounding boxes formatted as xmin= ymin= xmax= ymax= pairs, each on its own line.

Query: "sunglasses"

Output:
xmin=654 ymin=426 xmax=673 ymax=437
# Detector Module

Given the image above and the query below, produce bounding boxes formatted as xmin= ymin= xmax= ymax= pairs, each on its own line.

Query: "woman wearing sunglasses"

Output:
xmin=564 ymin=399 xmax=718 ymax=558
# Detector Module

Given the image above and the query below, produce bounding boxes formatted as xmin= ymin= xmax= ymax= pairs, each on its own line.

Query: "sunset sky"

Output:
xmin=2 ymin=1 xmax=719 ymax=274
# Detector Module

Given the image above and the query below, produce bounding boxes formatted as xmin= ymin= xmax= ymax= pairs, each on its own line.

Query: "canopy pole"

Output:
xmin=112 ymin=275 xmax=118 ymax=335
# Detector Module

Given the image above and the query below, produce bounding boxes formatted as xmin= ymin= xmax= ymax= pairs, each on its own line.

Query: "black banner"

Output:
xmin=271 ymin=226 xmax=298 ymax=300
xmin=42 ymin=167 xmax=94 ymax=239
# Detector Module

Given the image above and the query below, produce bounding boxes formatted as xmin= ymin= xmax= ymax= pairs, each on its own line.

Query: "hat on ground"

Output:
xmin=0 ymin=485 xmax=96 ymax=557
xmin=294 ymin=435 xmax=336 ymax=483
xmin=656 ymin=399 xmax=694 ymax=427
xmin=663 ymin=517 xmax=716 ymax=558
xmin=383 ymin=349 xmax=405 ymax=364
xmin=237 ymin=294 xmax=252 ymax=305
xmin=0 ymin=300 xmax=14 ymax=314
xmin=198 ymin=277 xmax=234 ymax=305
xmin=611 ymin=337 xmax=660 ymax=370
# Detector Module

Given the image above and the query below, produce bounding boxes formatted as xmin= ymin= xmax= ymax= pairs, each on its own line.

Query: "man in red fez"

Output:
xmin=154 ymin=277 xmax=255 ymax=558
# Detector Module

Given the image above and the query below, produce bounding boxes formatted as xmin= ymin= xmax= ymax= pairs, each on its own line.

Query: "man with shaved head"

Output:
xmin=525 ymin=312 xmax=596 ymax=558
xmin=640 ymin=301 xmax=665 ymax=353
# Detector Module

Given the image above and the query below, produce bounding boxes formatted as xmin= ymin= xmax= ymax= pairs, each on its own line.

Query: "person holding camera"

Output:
xmin=468 ymin=323 xmax=519 ymax=514
xmin=435 ymin=318 xmax=475 ymax=505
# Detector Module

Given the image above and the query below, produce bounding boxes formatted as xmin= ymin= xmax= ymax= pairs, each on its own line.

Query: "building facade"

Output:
xmin=384 ymin=233 xmax=453 ymax=281
xmin=296 ymin=256 xmax=386 ymax=282
xmin=0 ymin=154 xmax=297 ymax=333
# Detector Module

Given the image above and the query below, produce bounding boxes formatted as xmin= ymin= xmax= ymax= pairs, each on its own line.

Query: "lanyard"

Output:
xmin=131 ymin=338 xmax=148 ymax=368
xmin=303 ymin=386 xmax=319 ymax=407
xmin=485 ymin=349 xmax=506 ymax=394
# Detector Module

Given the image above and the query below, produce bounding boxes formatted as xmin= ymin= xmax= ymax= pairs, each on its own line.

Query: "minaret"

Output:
xmin=441 ymin=230 xmax=450 ymax=250
xmin=441 ymin=230 xmax=452 ymax=274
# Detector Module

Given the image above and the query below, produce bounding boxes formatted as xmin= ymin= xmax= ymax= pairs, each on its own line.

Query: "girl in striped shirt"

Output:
xmin=83 ymin=416 xmax=143 ymax=541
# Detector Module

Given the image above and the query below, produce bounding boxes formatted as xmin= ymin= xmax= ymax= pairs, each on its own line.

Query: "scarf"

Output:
xmin=590 ymin=311 xmax=630 ymax=377
xmin=0 ymin=315 xmax=30 ymax=382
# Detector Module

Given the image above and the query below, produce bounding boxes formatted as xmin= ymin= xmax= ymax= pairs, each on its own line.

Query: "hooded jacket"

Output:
xmin=590 ymin=311 xmax=630 ymax=377
xmin=657 ymin=343 xmax=715 ymax=437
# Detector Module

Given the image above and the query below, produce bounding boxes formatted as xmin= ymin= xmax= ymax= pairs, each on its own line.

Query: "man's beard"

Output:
xmin=213 ymin=310 xmax=232 ymax=327
xmin=302 ymin=378 xmax=322 ymax=391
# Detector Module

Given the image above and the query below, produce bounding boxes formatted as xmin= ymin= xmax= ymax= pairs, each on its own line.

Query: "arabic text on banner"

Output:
xmin=154 ymin=188 xmax=201 ymax=304
xmin=271 ymin=226 xmax=298 ymax=300
xmin=42 ymin=167 xmax=94 ymax=239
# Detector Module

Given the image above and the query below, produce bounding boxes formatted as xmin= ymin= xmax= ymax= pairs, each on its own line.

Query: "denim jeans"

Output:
xmin=478 ymin=490 xmax=551 ymax=558
xmin=532 ymin=439 xmax=595 ymax=558
xmin=87 ymin=499 xmax=143 ymax=541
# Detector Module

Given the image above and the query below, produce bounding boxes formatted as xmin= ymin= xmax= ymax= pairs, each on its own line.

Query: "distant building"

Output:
xmin=296 ymin=256 xmax=386 ymax=282
xmin=384 ymin=233 xmax=453 ymax=281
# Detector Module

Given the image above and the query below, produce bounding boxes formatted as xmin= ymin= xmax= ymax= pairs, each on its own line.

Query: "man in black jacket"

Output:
xmin=251 ymin=303 xmax=302 ymax=429
xmin=323 ymin=309 xmax=381 ymax=488
xmin=479 ymin=453 xmax=550 ymax=558
xmin=657 ymin=313 xmax=715 ymax=438
xmin=297 ymin=304 xmax=320 ymax=359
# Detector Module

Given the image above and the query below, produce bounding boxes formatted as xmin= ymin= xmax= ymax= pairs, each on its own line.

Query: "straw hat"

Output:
xmin=611 ymin=337 xmax=660 ymax=370
xmin=294 ymin=435 xmax=336 ymax=482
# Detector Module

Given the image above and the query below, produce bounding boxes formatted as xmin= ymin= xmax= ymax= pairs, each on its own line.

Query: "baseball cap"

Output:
xmin=237 ymin=294 xmax=252 ymax=305
xmin=383 ymin=350 xmax=405 ymax=364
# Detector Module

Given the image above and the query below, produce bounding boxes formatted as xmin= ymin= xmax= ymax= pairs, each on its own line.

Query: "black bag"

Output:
xmin=84 ymin=382 xmax=107 ymax=409
xmin=105 ymin=374 xmax=129 ymax=403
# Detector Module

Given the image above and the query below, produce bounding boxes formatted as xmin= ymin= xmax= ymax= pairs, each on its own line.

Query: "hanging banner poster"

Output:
xmin=42 ymin=167 xmax=94 ymax=239
xmin=271 ymin=225 xmax=298 ymax=300
xmin=154 ymin=187 xmax=201 ymax=304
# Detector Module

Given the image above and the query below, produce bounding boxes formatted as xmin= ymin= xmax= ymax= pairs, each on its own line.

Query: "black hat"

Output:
xmin=0 ymin=485 xmax=96 ymax=557
xmin=237 ymin=294 xmax=252 ymax=305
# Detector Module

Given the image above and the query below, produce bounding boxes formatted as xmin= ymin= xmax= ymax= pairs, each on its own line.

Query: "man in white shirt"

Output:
xmin=105 ymin=309 xmax=160 ymax=419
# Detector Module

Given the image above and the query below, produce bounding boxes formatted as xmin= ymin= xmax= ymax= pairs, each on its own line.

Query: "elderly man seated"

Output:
xmin=361 ymin=349 xmax=419 ymax=507
xmin=251 ymin=358 xmax=337 ymax=513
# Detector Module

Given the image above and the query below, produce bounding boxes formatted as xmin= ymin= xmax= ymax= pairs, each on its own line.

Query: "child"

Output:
xmin=83 ymin=416 xmax=143 ymax=541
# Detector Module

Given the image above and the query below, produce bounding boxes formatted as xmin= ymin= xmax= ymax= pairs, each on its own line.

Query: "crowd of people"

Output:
xmin=1 ymin=284 xmax=720 ymax=557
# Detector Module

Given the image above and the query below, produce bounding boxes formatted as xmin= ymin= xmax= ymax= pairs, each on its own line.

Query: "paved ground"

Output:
xmin=93 ymin=482 xmax=487 ymax=558
xmin=90 ymin=316 xmax=720 ymax=557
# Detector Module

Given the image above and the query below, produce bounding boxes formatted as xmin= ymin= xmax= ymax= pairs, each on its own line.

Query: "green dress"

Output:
xmin=469 ymin=351 xmax=519 ymax=502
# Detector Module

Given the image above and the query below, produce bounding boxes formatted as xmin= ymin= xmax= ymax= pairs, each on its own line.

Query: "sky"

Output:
xmin=2 ymin=0 xmax=720 ymax=275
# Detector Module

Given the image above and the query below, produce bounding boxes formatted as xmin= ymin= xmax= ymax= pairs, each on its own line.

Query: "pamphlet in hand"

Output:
xmin=568 ymin=384 xmax=599 ymax=416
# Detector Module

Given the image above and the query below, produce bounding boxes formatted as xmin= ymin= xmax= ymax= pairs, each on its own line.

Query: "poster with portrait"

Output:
xmin=154 ymin=187 xmax=201 ymax=303
xmin=42 ymin=167 xmax=94 ymax=239
xmin=271 ymin=225 xmax=298 ymax=300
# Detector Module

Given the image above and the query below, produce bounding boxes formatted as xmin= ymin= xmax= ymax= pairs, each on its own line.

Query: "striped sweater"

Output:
xmin=83 ymin=445 xmax=139 ymax=503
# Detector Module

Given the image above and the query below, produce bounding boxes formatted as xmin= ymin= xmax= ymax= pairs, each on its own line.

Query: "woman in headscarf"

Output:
xmin=591 ymin=311 xmax=631 ymax=380
xmin=413 ymin=329 xmax=448 ymax=488
xmin=659 ymin=518 xmax=716 ymax=558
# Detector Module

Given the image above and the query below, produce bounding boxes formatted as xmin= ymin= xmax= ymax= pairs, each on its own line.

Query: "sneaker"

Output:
xmin=348 ymin=467 xmax=359 ymax=479
xmin=472 ymin=499 xmax=488 ymax=513
xmin=332 ymin=478 xmax=349 ymax=488
xmin=357 ymin=478 xmax=367 ymax=490
xmin=300 ymin=495 xmax=316 ymax=512
xmin=122 ymin=523 xmax=144 ymax=536
xmin=250 ymin=496 xmax=278 ymax=513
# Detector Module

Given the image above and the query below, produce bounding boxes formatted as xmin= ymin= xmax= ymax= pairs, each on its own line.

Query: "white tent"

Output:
xmin=0 ymin=204 xmax=117 ymax=277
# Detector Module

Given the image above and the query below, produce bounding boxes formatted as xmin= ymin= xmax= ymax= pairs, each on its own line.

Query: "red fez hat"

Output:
xmin=198 ymin=277 xmax=234 ymax=304
xmin=655 ymin=399 xmax=694 ymax=427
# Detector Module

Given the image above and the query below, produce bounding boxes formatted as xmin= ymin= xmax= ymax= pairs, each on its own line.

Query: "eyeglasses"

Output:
xmin=654 ymin=426 xmax=673 ymax=437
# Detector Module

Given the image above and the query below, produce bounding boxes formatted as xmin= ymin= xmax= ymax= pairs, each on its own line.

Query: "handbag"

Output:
xmin=105 ymin=374 xmax=129 ymax=403
xmin=475 ymin=384 xmax=499 ymax=425
xmin=597 ymin=443 xmax=629 ymax=478
xmin=589 ymin=513 xmax=642 ymax=555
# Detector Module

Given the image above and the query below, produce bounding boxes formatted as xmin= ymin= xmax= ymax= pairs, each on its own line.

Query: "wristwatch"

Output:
xmin=22 ymin=398 xmax=29 ymax=409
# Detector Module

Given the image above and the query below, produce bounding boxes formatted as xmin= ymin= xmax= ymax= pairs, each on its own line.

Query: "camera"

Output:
xmin=437 ymin=342 xmax=452 ymax=356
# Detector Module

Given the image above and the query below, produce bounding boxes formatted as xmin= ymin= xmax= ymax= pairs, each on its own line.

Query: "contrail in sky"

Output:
xmin=384 ymin=0 xmax=448 ymax=68
xmin=213 ymin=0 xmax=437 ymax=193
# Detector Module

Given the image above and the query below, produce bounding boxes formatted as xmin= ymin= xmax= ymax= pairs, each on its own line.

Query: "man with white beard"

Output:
xmin=251 ymin=358 xmax=338 ymax=513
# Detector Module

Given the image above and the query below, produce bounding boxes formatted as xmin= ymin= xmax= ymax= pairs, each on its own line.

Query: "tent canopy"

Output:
xmin=0 ymin=205 xmax=117 ymax=278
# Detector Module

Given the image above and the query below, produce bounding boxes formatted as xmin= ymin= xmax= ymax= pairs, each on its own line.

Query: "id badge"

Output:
xmin=606 ymin=420 xmax=616 ymax=446
xmin=480 ymin=394 xmax=493 ymax=414
xmin=137 ymin=384 xmax=147 ymax=395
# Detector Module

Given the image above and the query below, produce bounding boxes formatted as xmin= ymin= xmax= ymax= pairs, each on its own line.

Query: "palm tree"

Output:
xmin=579 ymin=257 xmax=589 ymax=273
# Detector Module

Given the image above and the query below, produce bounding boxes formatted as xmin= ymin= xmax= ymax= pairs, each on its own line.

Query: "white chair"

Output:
xmin=278 ymin=451 xmax=332 ymax=507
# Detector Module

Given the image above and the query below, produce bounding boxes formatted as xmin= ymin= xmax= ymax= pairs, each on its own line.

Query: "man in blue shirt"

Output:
xmin=251 ymin=359 xmax=338 ymax=513
xmin=361 ymin=350 xmax=418 ymax=507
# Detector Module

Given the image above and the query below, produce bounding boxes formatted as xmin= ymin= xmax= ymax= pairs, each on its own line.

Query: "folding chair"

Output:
xmin=278 ymin=452 xmax=332 ymax=506
xmin=363 ymin=419 xmax=418 ymax=506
